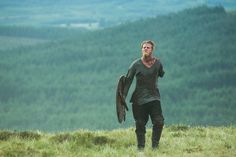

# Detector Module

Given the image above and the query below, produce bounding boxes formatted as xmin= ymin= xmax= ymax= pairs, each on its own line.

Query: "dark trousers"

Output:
xmin=132 ymin=100 xmax=164 ymax=148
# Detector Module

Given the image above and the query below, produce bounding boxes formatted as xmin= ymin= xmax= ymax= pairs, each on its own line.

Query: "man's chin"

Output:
xmin=144 ymin=53 xmax=150 ymax=57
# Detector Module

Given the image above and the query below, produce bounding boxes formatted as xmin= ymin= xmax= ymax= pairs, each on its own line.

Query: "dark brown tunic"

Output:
xmin=123 ymin=58 xmax=165 ymax=105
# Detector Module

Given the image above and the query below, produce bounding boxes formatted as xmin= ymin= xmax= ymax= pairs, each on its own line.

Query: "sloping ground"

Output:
xmin=0 ymin=126 xmax=235 ymax=157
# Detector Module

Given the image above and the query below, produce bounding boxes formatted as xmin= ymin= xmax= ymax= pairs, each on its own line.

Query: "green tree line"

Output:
xmin=0 ymin=6 xmax=235 ymax=131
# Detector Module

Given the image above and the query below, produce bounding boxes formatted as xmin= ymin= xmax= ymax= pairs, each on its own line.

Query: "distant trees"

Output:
xmin=0 ymin=6 xmax=235 ymax=131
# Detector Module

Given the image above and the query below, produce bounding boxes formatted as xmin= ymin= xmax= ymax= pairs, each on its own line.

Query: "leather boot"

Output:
xmin=136 ymin=134 xmax=145 ymax=150
xmin=152 ymin=127 xmax=163 ymax=149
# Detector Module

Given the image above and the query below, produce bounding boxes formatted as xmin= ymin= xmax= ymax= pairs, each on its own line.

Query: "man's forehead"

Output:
xmin=142 ymin=43 xmax=152 ymax=47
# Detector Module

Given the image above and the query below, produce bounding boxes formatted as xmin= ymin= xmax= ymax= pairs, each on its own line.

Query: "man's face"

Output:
xmin=142 ymin=43 xmax=153 ymax=57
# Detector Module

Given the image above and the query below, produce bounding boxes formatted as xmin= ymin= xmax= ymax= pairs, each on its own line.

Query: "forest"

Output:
xmin=0 ymin=6 xmax=236 ymax=131
xmin=1 ymin=0 xmax=233 ymax=28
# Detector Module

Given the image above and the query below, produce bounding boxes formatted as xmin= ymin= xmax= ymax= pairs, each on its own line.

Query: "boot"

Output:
xmin=136 ymin=134 xmax=145 ymax=150
xmin=152 ymin=127 xmax=163 ymax=149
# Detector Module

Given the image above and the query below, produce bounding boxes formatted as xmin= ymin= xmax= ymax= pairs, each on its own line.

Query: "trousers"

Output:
xmin=132 ymin=100 xmax=164 ymax=149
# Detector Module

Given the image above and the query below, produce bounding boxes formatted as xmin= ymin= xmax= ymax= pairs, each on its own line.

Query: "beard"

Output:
xmin=143 ymin=52 xmax=149 ymax=57
xmin=143 ymin=52 xmax=152 ymax=60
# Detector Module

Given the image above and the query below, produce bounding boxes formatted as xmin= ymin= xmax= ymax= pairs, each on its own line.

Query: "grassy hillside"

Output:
xmin=0 ymin=6 xmax=236 ymax=131
xmin=0 ymin=126 xmax=235 ymax=157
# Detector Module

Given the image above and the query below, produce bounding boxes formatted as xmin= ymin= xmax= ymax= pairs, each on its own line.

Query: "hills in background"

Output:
xmin=1 ymin=0 xmax=236 ymax=28
xmin=0 ymin=6 xmax=236 ymax=131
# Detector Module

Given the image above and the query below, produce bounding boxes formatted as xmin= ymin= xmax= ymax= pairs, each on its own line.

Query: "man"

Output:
xmin=123 ymin=40 xmax=165 ymax=150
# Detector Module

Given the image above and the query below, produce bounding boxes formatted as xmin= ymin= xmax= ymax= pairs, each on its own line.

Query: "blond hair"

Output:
xmin=140 ymin=40 xmax=155 ymax=49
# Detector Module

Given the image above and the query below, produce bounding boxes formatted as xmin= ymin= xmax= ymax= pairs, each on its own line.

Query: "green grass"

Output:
xmin=0 ymin=125 xmax=235 ymax=157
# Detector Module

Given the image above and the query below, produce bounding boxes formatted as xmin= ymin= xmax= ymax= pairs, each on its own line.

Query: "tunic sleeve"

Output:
xmin=159 ymin=62 xmax=165 ymax=77
xmin=123 ymin=63 xmax=136 ymax=99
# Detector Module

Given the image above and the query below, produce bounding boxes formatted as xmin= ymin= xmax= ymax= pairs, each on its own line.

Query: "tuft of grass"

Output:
xmin=0 ymin=130 xmax=41 ymax=141
xmin=50 ymin=132 xmax=72 ymax=143
xmin=0 ymin=126 xmax=235 ymax=157
xmin=0 ymin=131 xmax=13 ymax=141
xmin=167 ymin=124 xmax=190 ymax=131
xmin=17 ymin=131 xmax=41 ymax=140
xmin=49 ymin=130 xmax=116 ymax=150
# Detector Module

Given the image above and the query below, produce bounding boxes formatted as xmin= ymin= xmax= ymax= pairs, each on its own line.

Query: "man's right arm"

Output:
xmin=123 ymin=64 xmax=136 ymax=99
